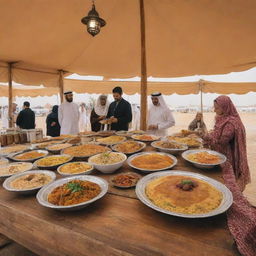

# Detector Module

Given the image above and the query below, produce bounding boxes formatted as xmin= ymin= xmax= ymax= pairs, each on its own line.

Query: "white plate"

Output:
xmin=34 ymin=154 xmax=73 ymax=170
xmin=182 ymin=149 xmax=226 ymax=169
xmin=9 ymin=150 xmax=49 ymax=162
xmin=0 ymin=162 xmax=33 ymax=178
xmin=3 ymin=170 xmax=56 ymax=194
xmin=57 ymin=161 xmax=94 ymax=176
xmin=151 ymin=141 xmax=188 ymax=155
xmin=127 ymin=151 xmax=177 ymax=173
xmin=111 ymin=141 xmax=146 ymax=155
xmin=131 ymin=134 xmax=160 ymax=142
xmin=0 ymin=145 xmax=29 ymax=157
xmin=96 ymin=136 xmax=126 ymax=146
xmin=36 ymin=175 xmax=108 ymax=211
xmin=135 ymin=170 xmax=233 ymax=218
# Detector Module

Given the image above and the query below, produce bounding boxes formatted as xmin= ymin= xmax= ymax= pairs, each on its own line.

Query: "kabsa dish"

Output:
xmin=187 ymin=151 xmax=222 ymax=164
xmin=146 ymin=175 xmax=223 ymax=215
xmin=48 ymin=179 xmax=101 ymax=206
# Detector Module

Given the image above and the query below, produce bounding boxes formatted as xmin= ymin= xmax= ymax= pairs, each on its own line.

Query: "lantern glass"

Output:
xmin=87 ymin=18 xmax=100 ymax=36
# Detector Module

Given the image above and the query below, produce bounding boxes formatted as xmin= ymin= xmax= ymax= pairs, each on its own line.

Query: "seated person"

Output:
xmin=188 ymin=112 xmax=207 ymax=135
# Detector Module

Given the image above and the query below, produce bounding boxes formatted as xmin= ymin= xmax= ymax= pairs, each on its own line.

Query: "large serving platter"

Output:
xmin=151 ymin=140 xmax=188 ymax=155
xmin=135 ymin=170 xmax=233 ymax=218
xmin=36 ymin=175 xmax=108 ymax=211
xmin=0 ymin=145 xmax=29 ymax=157
xmin=0 ymin=162 xmax=33 ymax=178
xmin=34 ymin=154 xmax=73 ymax=170
xmin=61 ymin=144 xmax=110 ymax=161
xmin=127 ymin=151 xmax=177 ymax=173
xmin=9 ymin=150 xmax=49 ymax=162
xmin=111 ymin=141 xmax=146 ymax=155
xmin=3 ymin=170 xmax=56 ymax=195
xmin=182 ymin=149 xmax=227 ymax=169
xmin=131 ymin=134 xmax=160 ymax=142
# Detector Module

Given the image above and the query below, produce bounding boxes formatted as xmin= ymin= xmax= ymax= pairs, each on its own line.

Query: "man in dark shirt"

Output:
xmin=107 ymin=87 xmax=132 ymax=131
xmin=16 ymin=101 xmax=35 ymax=129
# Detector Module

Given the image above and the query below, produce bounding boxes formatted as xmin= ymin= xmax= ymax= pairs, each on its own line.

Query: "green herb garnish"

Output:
xmin=180 ymin=180 xmax=193 ymax=185
xmin=66 ymin=182 xmax=84 ymax=193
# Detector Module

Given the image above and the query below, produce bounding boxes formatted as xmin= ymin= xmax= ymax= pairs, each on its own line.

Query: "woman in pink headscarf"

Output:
xmin=203 ymin=96 xmax=256 ymax=256
xmin=203 ymin=95 xmax=251 ymax=191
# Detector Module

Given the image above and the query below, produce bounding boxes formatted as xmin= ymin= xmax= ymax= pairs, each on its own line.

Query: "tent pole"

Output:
xmin=8 ymin=63 xmax=13 ymax=128
xmin=139 ymin=0 xmax=147 ymax=131
xmin=199 ymin=80 xmax=203 ymax=113
xmin=58 ymin=70 xmax=64 ymax=103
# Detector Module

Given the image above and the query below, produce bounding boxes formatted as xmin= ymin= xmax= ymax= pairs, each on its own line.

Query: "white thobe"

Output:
xmin=147 ymin=107 xmax=175 ymax=136
xmin=58 ymin=102 xmax=80 ymax=135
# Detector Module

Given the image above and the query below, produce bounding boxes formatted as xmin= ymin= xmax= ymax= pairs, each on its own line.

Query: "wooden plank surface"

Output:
xmin=0 ymin=147 xmax=240 ymax=256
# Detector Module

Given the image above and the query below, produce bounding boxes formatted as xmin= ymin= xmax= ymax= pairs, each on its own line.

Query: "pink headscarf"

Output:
xmin=214 ymin=95 xmax=251 ymax=188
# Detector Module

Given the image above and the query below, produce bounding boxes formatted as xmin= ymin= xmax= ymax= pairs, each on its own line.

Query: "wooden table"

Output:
xmin=0 ymin=146 xmax=240 ymax=256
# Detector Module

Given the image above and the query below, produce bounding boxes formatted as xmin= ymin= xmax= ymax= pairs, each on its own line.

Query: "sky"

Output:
xmin=1 ymin=67 xmax=256 ymax=108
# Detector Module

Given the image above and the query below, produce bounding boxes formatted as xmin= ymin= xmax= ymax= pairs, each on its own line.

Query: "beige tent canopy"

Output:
xmin=1 ymin=0 xmax=256 ymax=84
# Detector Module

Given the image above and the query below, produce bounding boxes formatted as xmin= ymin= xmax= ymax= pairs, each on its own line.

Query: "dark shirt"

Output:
xmin=90 ymin=108 xmax=102 ymax=132
xmin=107 ymin=98 xmax=132 ymax=131
xmin=46 ymin=111 xmax=61 ymax=137
xmin=16 ymin=108 xmax=35 ymax=129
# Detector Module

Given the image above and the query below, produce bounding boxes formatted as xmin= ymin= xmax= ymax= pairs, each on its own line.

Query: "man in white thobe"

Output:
xmin=147 ymin=92 xmax=175 ymax=136
xmin=58 ymin=91 xmax=80 ymax=135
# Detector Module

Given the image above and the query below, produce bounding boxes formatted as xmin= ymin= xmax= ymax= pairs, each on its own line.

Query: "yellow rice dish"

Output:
xmin=0 ymin=145 xmax=28 ymax=155
xmin=63 ymin=144 xmax=109 ymax=157
xmin=36 ymin=155 xmax=71 ymax=166
xmin=47 ymin=143 xmax=72 ymax=151
xmin=146 ymin=175 xmax=222 ymax=214
xmin=168 ymin=136 xmax=201 ymax=148
xmin=96 ymin=136 xmax=125 ymax=144
xmin=187 ymin=152 xmax=222 ymax=164
xmin=131 ymin=153 xmax=173 ymax=170
xmin=59 ymin=162 xmax=93 ymax=174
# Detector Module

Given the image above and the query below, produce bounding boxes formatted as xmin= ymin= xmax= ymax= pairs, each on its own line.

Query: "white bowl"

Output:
xmin=36 ymin=175 xmax=108 ymax=211
xmin=182 ymin=149 xmax=227 ymax=169
xmin=88 ymin=152 xmax=127 ymax=173
xmin=127 ymin=151 xmax=177 ymax=173
xmin=57 ymin=161 xmax=94 ymax=176
xmin=3 ymin=170 xmax=56 ymax=194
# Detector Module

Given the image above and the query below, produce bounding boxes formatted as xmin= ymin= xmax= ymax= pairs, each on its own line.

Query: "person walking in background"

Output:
xmin=46 ymin=105 xmax=60 ymax=137
xmin=90 ymin=95 xmax=109 ymax=132
xmin=79 ymin=103 xmax=89 ymax=132
xmin=106 ymin=87 xmax=132 ymax=131
xmin=188 ymin=112 xmax=207 ymax=135
xmin=147 ymin=92 xmax=175 ymax=136
xmin=16 ymin=101 xmax=35 ymax=129
xmin=58 ymin=91 xmax=79 ymax=135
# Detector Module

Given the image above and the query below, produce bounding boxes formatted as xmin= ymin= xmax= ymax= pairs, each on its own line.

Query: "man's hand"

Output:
xmin=98 ymin=115 xmax=106 ymax=120
xmin=111 ymin=117 xmax=118 ymax=123
xmin=51 ymin=122 xmax=56 ymax=127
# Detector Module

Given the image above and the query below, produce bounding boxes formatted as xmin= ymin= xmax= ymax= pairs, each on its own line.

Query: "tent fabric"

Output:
xmin=202 ymin=81 xmax=256 ymax=95
xmin=64 ymin=79 xmax=199 ymax=95
xmin=1 ymin=80 xmax=255 ymax=98
xmin=1 ymin=0 xmax=256 ymax=87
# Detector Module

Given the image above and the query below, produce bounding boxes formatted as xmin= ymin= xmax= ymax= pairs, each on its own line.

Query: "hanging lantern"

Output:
xmin=81 ymin=1 xmax=106 ymax=37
